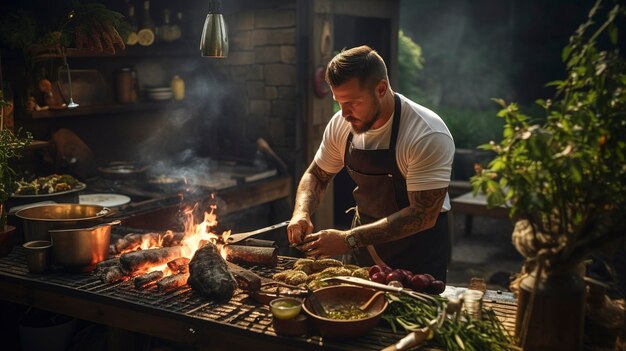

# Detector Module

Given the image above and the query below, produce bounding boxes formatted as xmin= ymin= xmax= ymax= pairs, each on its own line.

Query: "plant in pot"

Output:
xmin=471 ymin=1 xmax=626 ymax=350
xmin=0 ymin=91 xmax=32 ymax=256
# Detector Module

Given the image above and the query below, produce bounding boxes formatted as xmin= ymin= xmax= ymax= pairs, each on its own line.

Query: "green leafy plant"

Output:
xmin=0 ymin=0 xmax=130 ymax=54
xmin=438 ymin=106 xmax=504 ymax=149
xmin=0 ymin=93 xmax=32 ymax=227
xmin=398 ymin=30 xmax=425 ymax=102
xmin=471 ymin=0 xmax=626 ymax=269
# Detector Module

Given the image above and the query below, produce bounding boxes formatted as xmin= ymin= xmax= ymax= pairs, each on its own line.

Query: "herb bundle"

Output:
xmin=382 ymin=294 xmax=517 ymax=351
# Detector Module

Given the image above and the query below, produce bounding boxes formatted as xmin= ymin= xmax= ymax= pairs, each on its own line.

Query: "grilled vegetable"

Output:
xmin=14 ymin=174 xmax=80 ymax=195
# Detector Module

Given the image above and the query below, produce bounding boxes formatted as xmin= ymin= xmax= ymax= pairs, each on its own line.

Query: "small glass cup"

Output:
xmin=462 ymin=289 xmax=484 ymax=321
xmin=269 ymin=297 xmax=303 ymax=320
xmin=23 ymin=241 xmax=52 ymax=273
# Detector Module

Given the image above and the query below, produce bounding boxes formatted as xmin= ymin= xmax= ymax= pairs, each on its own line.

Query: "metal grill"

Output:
xmin=0 ymin=246 xmax=404 ymax=349
xmin=0 ymin=230 xmax=517 ymax=350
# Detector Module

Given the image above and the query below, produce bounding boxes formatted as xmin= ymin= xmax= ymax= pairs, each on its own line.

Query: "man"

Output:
xmin=287 ymin=46 xmax=454 ymax=282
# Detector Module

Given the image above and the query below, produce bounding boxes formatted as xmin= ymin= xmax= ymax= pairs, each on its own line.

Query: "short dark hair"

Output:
xmin=325 ymin=45 xmax=388 ymax=89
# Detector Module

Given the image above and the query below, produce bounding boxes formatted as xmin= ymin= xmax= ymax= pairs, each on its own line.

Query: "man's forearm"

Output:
xmin=293 ymin=163 xmax=335 ymax=217
xmin=351 ymin=187 xmax=447 ymax=246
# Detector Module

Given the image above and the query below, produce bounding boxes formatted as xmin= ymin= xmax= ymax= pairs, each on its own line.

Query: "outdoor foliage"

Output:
xmin=398 ymin=30 xmax=424 ymax=102
xmin=0 ymin=114 xmax=31 ymax=226
xmin=472 ymin=0 xmax=626 ymax=268
xmin=398 ymin=29 xmax=505 ymax=149
xmin=438 ymin=106 xmax=504 ymax=149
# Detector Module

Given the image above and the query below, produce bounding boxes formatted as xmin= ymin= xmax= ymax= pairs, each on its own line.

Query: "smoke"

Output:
xmin=400 ymin=1 xmax=516 ymax=108
xmin=131 ymin=56 xmax=236 ymax=161
xmin=147 ymin=149 xmax=215 ymax=183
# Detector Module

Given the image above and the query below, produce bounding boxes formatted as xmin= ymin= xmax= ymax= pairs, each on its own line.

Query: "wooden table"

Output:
xmin=451 ymin=191 xmax=510 ymax=236
xmin=0 ymin=248 xmax=517 ymax=350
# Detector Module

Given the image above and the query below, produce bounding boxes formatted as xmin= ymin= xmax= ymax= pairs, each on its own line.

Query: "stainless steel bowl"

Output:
xmin=49 ymin=220 xmax=120 ymax=271
xmin=15 ymin=204 xmax=112 ymax=242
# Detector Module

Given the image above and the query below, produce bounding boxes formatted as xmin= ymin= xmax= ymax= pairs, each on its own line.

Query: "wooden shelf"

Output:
xmin=29 ymin=100 xmax=189 ymax=119
xmin=32 ymin=41 xmax=199 ymax=61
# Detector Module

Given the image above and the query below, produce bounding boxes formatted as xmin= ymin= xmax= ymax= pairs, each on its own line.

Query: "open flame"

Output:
xmin=136 ymin=194 xmax=231 ymax=277
xmin=179 ymin=202 xmax=231 ymax=259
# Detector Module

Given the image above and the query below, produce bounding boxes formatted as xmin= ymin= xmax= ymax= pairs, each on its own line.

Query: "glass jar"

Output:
xmin=116 ymin=68 xmax=139 ymax=103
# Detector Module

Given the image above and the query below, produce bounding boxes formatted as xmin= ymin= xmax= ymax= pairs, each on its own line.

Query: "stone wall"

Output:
xmin=215 ymin=2 xmax=297 ymax=165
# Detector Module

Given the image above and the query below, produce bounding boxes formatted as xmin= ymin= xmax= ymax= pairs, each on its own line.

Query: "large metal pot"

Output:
xmin=15 ymin=204 xmax=113 ymax=242
xmin=49 ymin=220 xmax=120 ymax=271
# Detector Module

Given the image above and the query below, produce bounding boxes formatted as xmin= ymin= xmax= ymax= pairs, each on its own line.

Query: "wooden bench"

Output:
xmin=451 ymin=191 xmax=509 ymax=236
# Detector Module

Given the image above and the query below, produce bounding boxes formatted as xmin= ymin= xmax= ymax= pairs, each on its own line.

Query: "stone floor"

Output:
xmin=446 ymin=213 xmax=523 ymax=291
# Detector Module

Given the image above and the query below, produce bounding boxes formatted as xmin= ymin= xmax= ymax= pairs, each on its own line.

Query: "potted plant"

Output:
xmin=0 ymin=91 xmax=32 ymax=256
xmin=471 ymin=1 xmax=625 ymax=350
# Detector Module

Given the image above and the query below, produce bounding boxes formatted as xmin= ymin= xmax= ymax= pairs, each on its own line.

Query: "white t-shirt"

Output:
xmin=314 ymin=93 xmax=454 ymax=211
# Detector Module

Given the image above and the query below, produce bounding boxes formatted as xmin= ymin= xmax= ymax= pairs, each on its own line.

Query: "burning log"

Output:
xmin=111 ymin=231 xmax=186 ymax=254
xmin=238 ymin=238 xmax=276 ymax=247
xmin=223 ymin=245 xmax=278 ymax=267
xmin=161 ymin=231 xmax=187 ymax=247
xmin=167 ymin=257 xmax=190 ymax=274
xmin=188 ymin=243 xmax=236 ymax=301
xmin=119 ymin=247 xmax=183 ymax=273
xmin=112 ymin=233 xmax=160 ymax=254
xmin=157 ymin=273 xmax=189 ymax=291
xmin=98 ymin=265 xmax=127 ymax=284
xmin=134 ymin=271 xmax=164 ymax=289
xmin=96 ymin=257 xmax=120 ymax=271
xmin=226 ymin=262 xmax=262 ymax=292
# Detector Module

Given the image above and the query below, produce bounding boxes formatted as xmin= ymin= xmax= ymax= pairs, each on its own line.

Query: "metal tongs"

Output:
xmin=321 ymin=276 xmax=447 ymax=351
xmin=226 ymin=220 xmax=289 ymax=244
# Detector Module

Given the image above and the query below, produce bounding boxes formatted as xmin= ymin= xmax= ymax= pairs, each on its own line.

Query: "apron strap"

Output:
xmin=389 ymin=94 xmax=409 ymax=209
xmin=389 ymin=93 xmax=402 ymax=150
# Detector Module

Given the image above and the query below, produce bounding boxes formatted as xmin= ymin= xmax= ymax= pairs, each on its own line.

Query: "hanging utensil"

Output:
xmin=61 ymin=47 xmax=79 ymax=109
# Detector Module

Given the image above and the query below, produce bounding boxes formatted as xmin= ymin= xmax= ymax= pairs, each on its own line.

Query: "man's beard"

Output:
xmin=348 ymin=99 xmax=381 ymax=134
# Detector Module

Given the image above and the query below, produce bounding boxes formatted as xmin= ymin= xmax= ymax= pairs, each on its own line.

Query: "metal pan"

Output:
xmin=16 ymin=204 xmax=114 ymax=242
xmin=49 ymin=220 xmax=121 ymax=272
xmin=98 ymin=162 xmax=148 ymax=179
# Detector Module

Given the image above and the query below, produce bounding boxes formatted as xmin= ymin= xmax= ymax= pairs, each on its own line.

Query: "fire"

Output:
xmin=179 ymin=202 xmax=231 ymax=259
xmin=145 ymin=263 xmax=172 ymax=275
xmin=130 ymin=195 xmax=231 ymax=278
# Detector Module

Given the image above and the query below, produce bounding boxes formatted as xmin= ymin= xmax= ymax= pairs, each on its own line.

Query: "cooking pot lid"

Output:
xmin=79 ymin=193 xmax=131 ymax=207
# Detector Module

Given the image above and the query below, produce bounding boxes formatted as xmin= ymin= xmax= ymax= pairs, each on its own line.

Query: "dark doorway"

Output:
xmin=332 ymin=15 xmax=393 ymax=229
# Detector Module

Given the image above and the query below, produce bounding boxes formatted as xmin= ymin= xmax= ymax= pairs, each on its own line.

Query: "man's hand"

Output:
xmin=299 ymin=229 xmax=350 ymax=258
xmin=288 ymin=214 xmax=314 ymax=245
xmin=288 ymin=161 xmax=336 ymax=245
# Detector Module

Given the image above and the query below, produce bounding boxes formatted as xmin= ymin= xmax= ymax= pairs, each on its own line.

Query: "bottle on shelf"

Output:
xmin=116 ymin=67 xmax=139 ymax=104
xmin=172 ymin=12 xmax=183 ymax=41
xmin=125 ymin=5 xmax=139 ymax=45
xmin=158 ymin=9 xmax=176 ymax=43
xmin=138 ymin=0 xmax=156 ymax=46
xmin=171 ymin=75 xmax=185 ymax=101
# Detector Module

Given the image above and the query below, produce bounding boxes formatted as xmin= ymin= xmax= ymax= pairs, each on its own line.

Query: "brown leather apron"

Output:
xmin=344 ymin=94 xmax=449 ymax=282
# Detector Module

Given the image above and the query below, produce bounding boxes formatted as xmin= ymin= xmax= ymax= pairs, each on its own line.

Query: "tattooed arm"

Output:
xmin=299 ymin=187 xmax=448 ymax=257
xmin=287 ymin=161 xmax=336 ymax=244
xmin=350 ymin=187 xmax=448 ymax=246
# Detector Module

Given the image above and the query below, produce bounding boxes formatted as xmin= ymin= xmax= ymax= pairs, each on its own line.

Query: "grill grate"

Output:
xmin=0 ymin=246 xmax=403 ymax=349
xmin=0 ymin=239 xmax=517 ymax=350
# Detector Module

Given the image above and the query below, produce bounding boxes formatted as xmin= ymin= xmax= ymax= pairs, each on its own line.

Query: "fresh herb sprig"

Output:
xmin=382 ymin=293 xmax=517 ymax=351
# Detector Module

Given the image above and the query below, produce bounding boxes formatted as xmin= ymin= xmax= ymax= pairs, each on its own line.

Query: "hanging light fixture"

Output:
xmin=200 ymin=0 xmax=229 ymax=58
